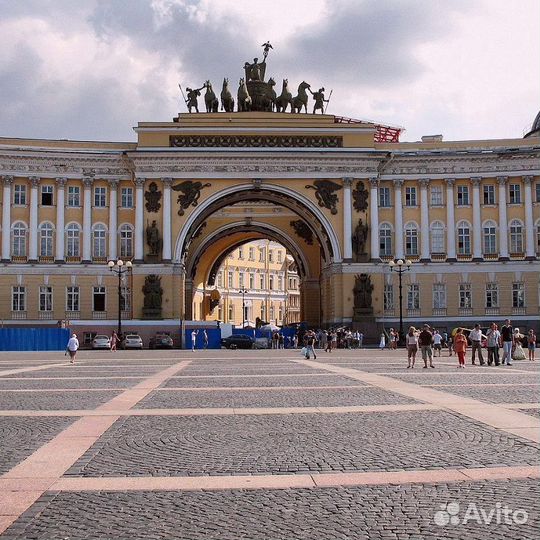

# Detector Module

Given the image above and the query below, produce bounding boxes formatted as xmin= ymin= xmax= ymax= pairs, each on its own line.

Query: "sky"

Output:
xmin=0 ymin=0 xmax=538 ymax=143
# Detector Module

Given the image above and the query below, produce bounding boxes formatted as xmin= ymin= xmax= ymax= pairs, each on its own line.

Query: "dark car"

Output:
xmin=148 ymin=332 xmax=174 ymax=349
xmin=221 ymin=334 xmax=255 ymax=349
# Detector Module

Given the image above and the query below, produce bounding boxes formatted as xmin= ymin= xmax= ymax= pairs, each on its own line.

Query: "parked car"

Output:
xmin=92 ymin=334 xmax=111 ymax=350
xmin=121 ymin=334 xmax=144 ymax=350
xmin=221 ymin=334 xmax=255 ymax=349
xmin=149 ymin=332 xmax=174 ymax=349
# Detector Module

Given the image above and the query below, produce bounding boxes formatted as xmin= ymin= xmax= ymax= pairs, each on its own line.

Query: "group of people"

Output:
xmin=190 ymin=329 xmax=209 ymax=351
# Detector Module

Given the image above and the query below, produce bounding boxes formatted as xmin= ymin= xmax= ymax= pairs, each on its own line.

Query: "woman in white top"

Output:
xmin=379 ymin=333 xmax=386 ymax=350
xmin=66 ymin=333 xmax=79 ymax=364
xmin=406 ymin=326 xmax=418 ymax=368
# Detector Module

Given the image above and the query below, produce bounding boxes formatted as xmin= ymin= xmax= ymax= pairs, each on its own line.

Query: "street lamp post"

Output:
xmin=388 ymin=259 xmax=412 ymax=345
xmin=107 ymin=259 xmax=133 ymax=337
xmin=239 ymin=288 xmax=248 ymax=328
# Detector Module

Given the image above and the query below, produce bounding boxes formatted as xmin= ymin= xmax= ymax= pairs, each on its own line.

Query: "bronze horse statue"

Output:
xmin=237 ymin=78 xmax=252 ymax=112
xmin=220 ymin=78 xmax=235 ymax=112
xmin=292 ymin=81 xmax=311 ymax=113
xmin=204 ymin=80 xmax=218 ymax=113
xmin=262 ymin=77 xmax=277 ymax=111
xmin=275 ymin=79 xmax=293 ymax=113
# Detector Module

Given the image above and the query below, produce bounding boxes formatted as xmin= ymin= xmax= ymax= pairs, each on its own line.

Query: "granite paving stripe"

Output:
xmin=4 ymin=479 xmax=538 ymax=540
xmin=3 ymin=371 xmax=148 ymax=379
xmin=0 ymin=378 xmax=145 ymax=390
xmin=171 ymin=373 xmax=340 ymax=379
xmin=0 ymin=391 xmax=123 ymax=411
xmin=421 ymin=384 xmax=540 ymax=404
xmin=156 ymin=385 xmax=367 ymax=392
xmin=0 ymin=363 xmax=70 ymax=378
xmin=423 ymin=382 xmax=540 ymax=387
xmin=64 ymin=410 xmax=540 ymax=477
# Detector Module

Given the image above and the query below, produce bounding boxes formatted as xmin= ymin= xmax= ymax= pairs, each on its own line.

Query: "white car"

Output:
xmin=92 ymin=334 xmax=111 ymax=350
xmin=121 ymin=334 xmax=143 ymax=350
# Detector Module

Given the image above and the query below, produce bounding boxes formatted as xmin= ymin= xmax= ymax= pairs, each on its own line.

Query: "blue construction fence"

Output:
xmin=0 ymin=328 xmax=71 ymax=351
xmin=184 ymin=328 xmax=222 ymax=350
xmin=231 ymin=327 xmax=298 ymax=348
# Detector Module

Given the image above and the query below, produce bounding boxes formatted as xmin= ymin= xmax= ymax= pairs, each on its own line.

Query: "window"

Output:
xmin=39 ymin=286 xmax=53 ymax=312
xmin=536 ymin=183 xmax=540 ymax=203
xmin=39 ymin=223 xmax=54 ymax=257
xmin=379 ymin=224 xmax=392 ymax=256
xmin=433 ymin=283 xmax=447 ymax=309
xmin=278 ymin=305 xmax=283 ymax=322
xmin=228 ymin=304 xmax=234 ymax=321
xmin=248 ymin=247 xmax=255 ymax=261
xmin=482 ymin=221 xmax=497 ymax=254
xmin=268 ymin=250 xmax=274 ymax=262
xmin=259 ymin=248 xmax=265 ymax=262
xmin=485 ymin=283 xmax=499 ymax=308
xmin=121 ymin=187 xmax=133 ymax=208
xmin=238 ymin=273 xmax=244 ymax=288
xmin=120 ymin=286 xmax=131 ymax=311
xmin=66 ymin=223 xmax=81 ymax=257
xmin=269 ymin=275 xmax=274 ymax=290
xmin=249 ymin=273 xmax=255 ymax=288
xmin=67 ymin=186 xmax=80 ymax=207
xmin=278 ymin=276 xmax=283 ymax=290
xmin=259 ymin=275 xmax=265 ymax=289
xmin=270 ymin=305 xmax=275 ymax=321
xmin=66 ymin=286 xmax=80 ymax=312
xmin=456 ymin=185 xmax=469 ymax=206
xmin=405 ymin=187 xmax=417 ymax=207
xmin=512 ymin=283 xmax=525 ymax=308
xmin=94 ymin=187 xmax=106 ymax=207
xmin=119 ymin=225 xmax=133 ymax=258
xmin=404 ymin=223 xmax=418 ymax=256
xmin=457 ymin=221 xmax=471 ymax=255
xmin=379 ymin=187 xmax=391 ymax=207
xmin=459 ymin=283 xmax=472 ymax=308
xmin=238 ymin=247 xmax=244 ymax=259
xmin=92 ymin=224 xmax=107 ymax=258
xmin=92 ymin=286 xmax=106 ymax=312
xmin=11 ymin=222 xmax=27 ymax=257
xmin=260 ymin=302 xmax=266 ymax=319
xmin=509 ymin=184 xmax=521 ymax=204
xmin=383 ymin=284 xmax=394 ymax=310
xmin=430 ymin=221 xmax=445 ymax=253
xmin=277 ymin=251 xmax=283 ymax=263
xmin=217 ymin=272 xmax=223 ymax=287
xmin=228 ymin=271 xmax=233 ymax=288
xmin=41 ymin=185 xmax=53 ymax=206
xmin=483 ymin=185 xmax=495 ymax=205
xmin=407 ymin=284 xmax=419 ymax=310
xmin=12 ymin=286 xmax=25 ymax=311
xmin=430 ymin=186 xmax=443 ymax=206
xmin=509 ymin=220 xmax=523 ymax=252
xmin=13 ymin=185 xmax=26 ymax=205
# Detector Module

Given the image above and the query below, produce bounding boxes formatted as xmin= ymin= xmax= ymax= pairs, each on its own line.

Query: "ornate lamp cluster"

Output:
xmin=388 ymin=259 xmax=413 ymax=344
xmin=107 ymin=259 xmax=133 ymax=338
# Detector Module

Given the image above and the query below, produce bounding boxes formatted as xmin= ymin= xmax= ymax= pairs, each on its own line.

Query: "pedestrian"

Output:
xmin=448 ymin=335 xmax=454 ymax=356
xmin=486 ymin=322 xmax=501 ymax=366
xmin=278 ymin=333 xmax=284 ymax=349
xmin=528 ymin=329 xmax=537 ymax=361
xmin=469 ymin=324 xmax=485 ymax=365
xmin=512 ymin=328 xmax=526 ymax=361
xmin=389 ymin=328 xmax=398 ymax=350
xmin=418 ymin=324 xmax=435 ymax=368
xmin=379 ymin=332 xmax=386 ymax=350
xmin=191 ymin=329 xmax=198 ymax=351
xmin=293 ymin=333 xmax=299 ymax=349
xmin=406 ymin=326 xmax=418 ymax=368
xmin=358 ymin=332 xmax=364 ymax=348
xmin=500 ymin=319 xmax=514 ymax=365
xmin=454 ymin=328 xmax=467 ymax=368
xmin=442 ymin=331 xmax=448 ymax=348
xmin=432 ymin=330 xmax=442 ymax=357
xmin=203 ymin=329 xmax=208 ymax=350
xmin=66 ymin=333 xmax=79 ymax=364
xmin=110 ymin=330 xmax=118 ymax=352
xmin=304 ymin=330 xmax=317 ymax=359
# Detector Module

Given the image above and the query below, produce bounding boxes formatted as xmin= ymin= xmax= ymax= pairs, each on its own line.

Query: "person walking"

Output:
xmin=66 ymin=333 xmax=79 ymax=364
xmin=432 ymin=330 xmax=442 ymax=357
xmin=500 ymin=319 xmax=514 ymax=365
xmin=469 ymin=324 xmax=485 ymax=365
xmin=418 ymin=324 xmax=435 ymax=368
xmin=358 ymin=332 xmax=364 ymax=349
xmin=405 ymin=326 xmax=418 ymax=368
xmin=110 ymin=330 xmax=118 ymax=352
xmin=512 ymin=328 xmax=526 ymax=361
xmin=486 ymin=322 xmax=501 ymax=366
xmin=304 ymin=330 xmax=317 ymax=359
xmin=528 ymin=329 xmax=537 ymax=361
xmin=454 ymin=328 xmax=468 ymax=368
xmin=203 ymin=329 xmax=208 ymax=350
xmin=379 ymin=332 xmax=386 ymax=350
xmin=293 ymin=333 xmax=299 ymax=349
xmin=191 ymin=329 xmax=198 ymax=351
xmin=389 ymin=328 xmax=398 ymax=350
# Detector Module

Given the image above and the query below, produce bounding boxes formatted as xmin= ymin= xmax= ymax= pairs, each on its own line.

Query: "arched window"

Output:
xmin=379 ymin=223 xmax=393 ymax=256
xmin=66 ymin=223 xmax=81 ymax=257
xmin=404 ymin=222 xmax=418 ymax=256
xmin=11 ymin=222 xmax=27 ymax=257
xmin=509 ymin=219 xmax=523 ymax=253
xmin=457 ymin=220 xmax=471 ymax=255
xmin=430 ymin=221 xmax=445 ymax=253
xmin=92 ymin=224 xmax=107 ymax=258
xmin=482 ymin=220 xmax=497 ymax=255
xmin=119 ymin=224 xmax=133 ymax=258
xmin=39 ymin=222 xmax=54 ymax=257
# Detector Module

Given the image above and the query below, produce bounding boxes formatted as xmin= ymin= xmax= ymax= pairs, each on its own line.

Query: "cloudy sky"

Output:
xmin=0 ymin=0 xmax=538 ymax=143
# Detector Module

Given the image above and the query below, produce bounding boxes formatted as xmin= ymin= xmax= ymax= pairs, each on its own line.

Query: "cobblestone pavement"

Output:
xmin=1 ymin=349 xmax=539 ymax=540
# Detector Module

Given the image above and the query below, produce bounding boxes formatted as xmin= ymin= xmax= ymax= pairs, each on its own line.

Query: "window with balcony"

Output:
xmin=11 ymin=222 xmax=27 ymax=257
xmin=456 ymin=185 xmax=469 ymax=206
xmin=482 ymin=221 xmax=497 ymax=255
xmin=509 ymin=220 xmax=523 ymax=253
xmin=92 ymin=286 xmax=106 ymax=312
xmin=66 ymin=286 xmax=80 ymax=312
xmin=459 ymin=283 xmax=472 ymax=308
xmin=457 ymin=221 xmax=471 ymax=255
xmin=512 ymin=283 xmax=525 ymax=308
xmin=407 ymin=284 xmax=419 ymax=310
xmin=379 ymin=223 xmax=393 ymax=256
xmin=119 ymin=224 xmax=133 ymax=258
xmin=120 ymin=286 xmax=131 ymax=311
xmin=485 ymin=283 xmax=499 ymax=308
xmin=12 ymin=286 xmax=26 ymax=312
xmin=39 ymin=222 xmax=54 ymax=257
xmin=383 ymin=284 xmax=394 ymax=310
xmin=433 ymin=283 xmax=447 ymax=309
xmin=430 ymin=221 xmax=445 ymax=253
xmin=66 ymin=223 xmax=81 ymax=258
xmin=39 ymin=286 xmax=53 ymax=312
xmin=92 ymin=224 xmax=107 ymax=258
xmin=404 ymin=223 xmax=418 ymax=256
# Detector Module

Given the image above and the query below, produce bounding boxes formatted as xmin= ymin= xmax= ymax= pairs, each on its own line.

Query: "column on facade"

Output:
xmin=162 ymin=177 xmax=172 ymax=262
xmin=1 ymin=176 xmax=13 ymax=261
xmin=394 ymin=179 xmax=404 ymax=260
xmin=134 ymin=177 xmax=145 ymax=261
xmin=369 ymin=178 xmax=380 ymax=260
xmin=445 ymin=179 xmax=457 ymax=261
xmin=471 ymin=177 xmax=483 ymax=260
xmin=28 ymin=176 xmax=40 ymax=262
xmin=523 ymin=175 xmax=536 ymax=259
xmin=419 ymin=178 xmax=430 ymax=261
xmin=497 ymin=176 xmax=509 ymax=260
xmin=342 ymin=177 xmax=353 ymax=260
xmin=82 ymin=177 xmax=93 ymax=262
xmin=55 ymin=177 xmax=66 ymax=262
xmin=108 ymin=179 xmax=119 ymax=261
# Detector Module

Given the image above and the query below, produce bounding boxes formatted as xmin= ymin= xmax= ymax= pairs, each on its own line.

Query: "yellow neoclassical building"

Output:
xmin=0 ymin=108 xmax=539 ymax=343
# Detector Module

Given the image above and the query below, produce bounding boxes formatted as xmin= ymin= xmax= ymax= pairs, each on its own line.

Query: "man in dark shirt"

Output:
xmin=500 ymin=319 xmax=514 ymax=365
xmin=418 ymin=324 xmax=435 ymax=368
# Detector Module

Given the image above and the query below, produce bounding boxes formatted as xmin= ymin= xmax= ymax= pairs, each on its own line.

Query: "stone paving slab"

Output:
xmin=0 ymin=379 xmax=145 ymax=390
xmin=64 ymin=411 xmax=540 ymax=477
xmin=0 ymin=391 xmax=122 ymax=410
xmin=3 ymin=479 xmax=538 ymax=540
xmin=517 ymin=409 xmax=540 ymax=420
xmin=179 ymin=367 xmax=331 ymax=375
xmin=1 ymin=370 xmax=147 ymax=379
xmin=134 ymin=387 xmax=415 ymax=409
xmin=427 ymin=384 xmax=540 ymax=404
xmin=381 ymin=373 xmax=539 ymax=385
xmin=0 ymin=417 xmax=75 ymax=475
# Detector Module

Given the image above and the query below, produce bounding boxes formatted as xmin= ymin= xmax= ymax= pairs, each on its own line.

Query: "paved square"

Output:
xmin=1 ymin=349 xmax=539 ymax=539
